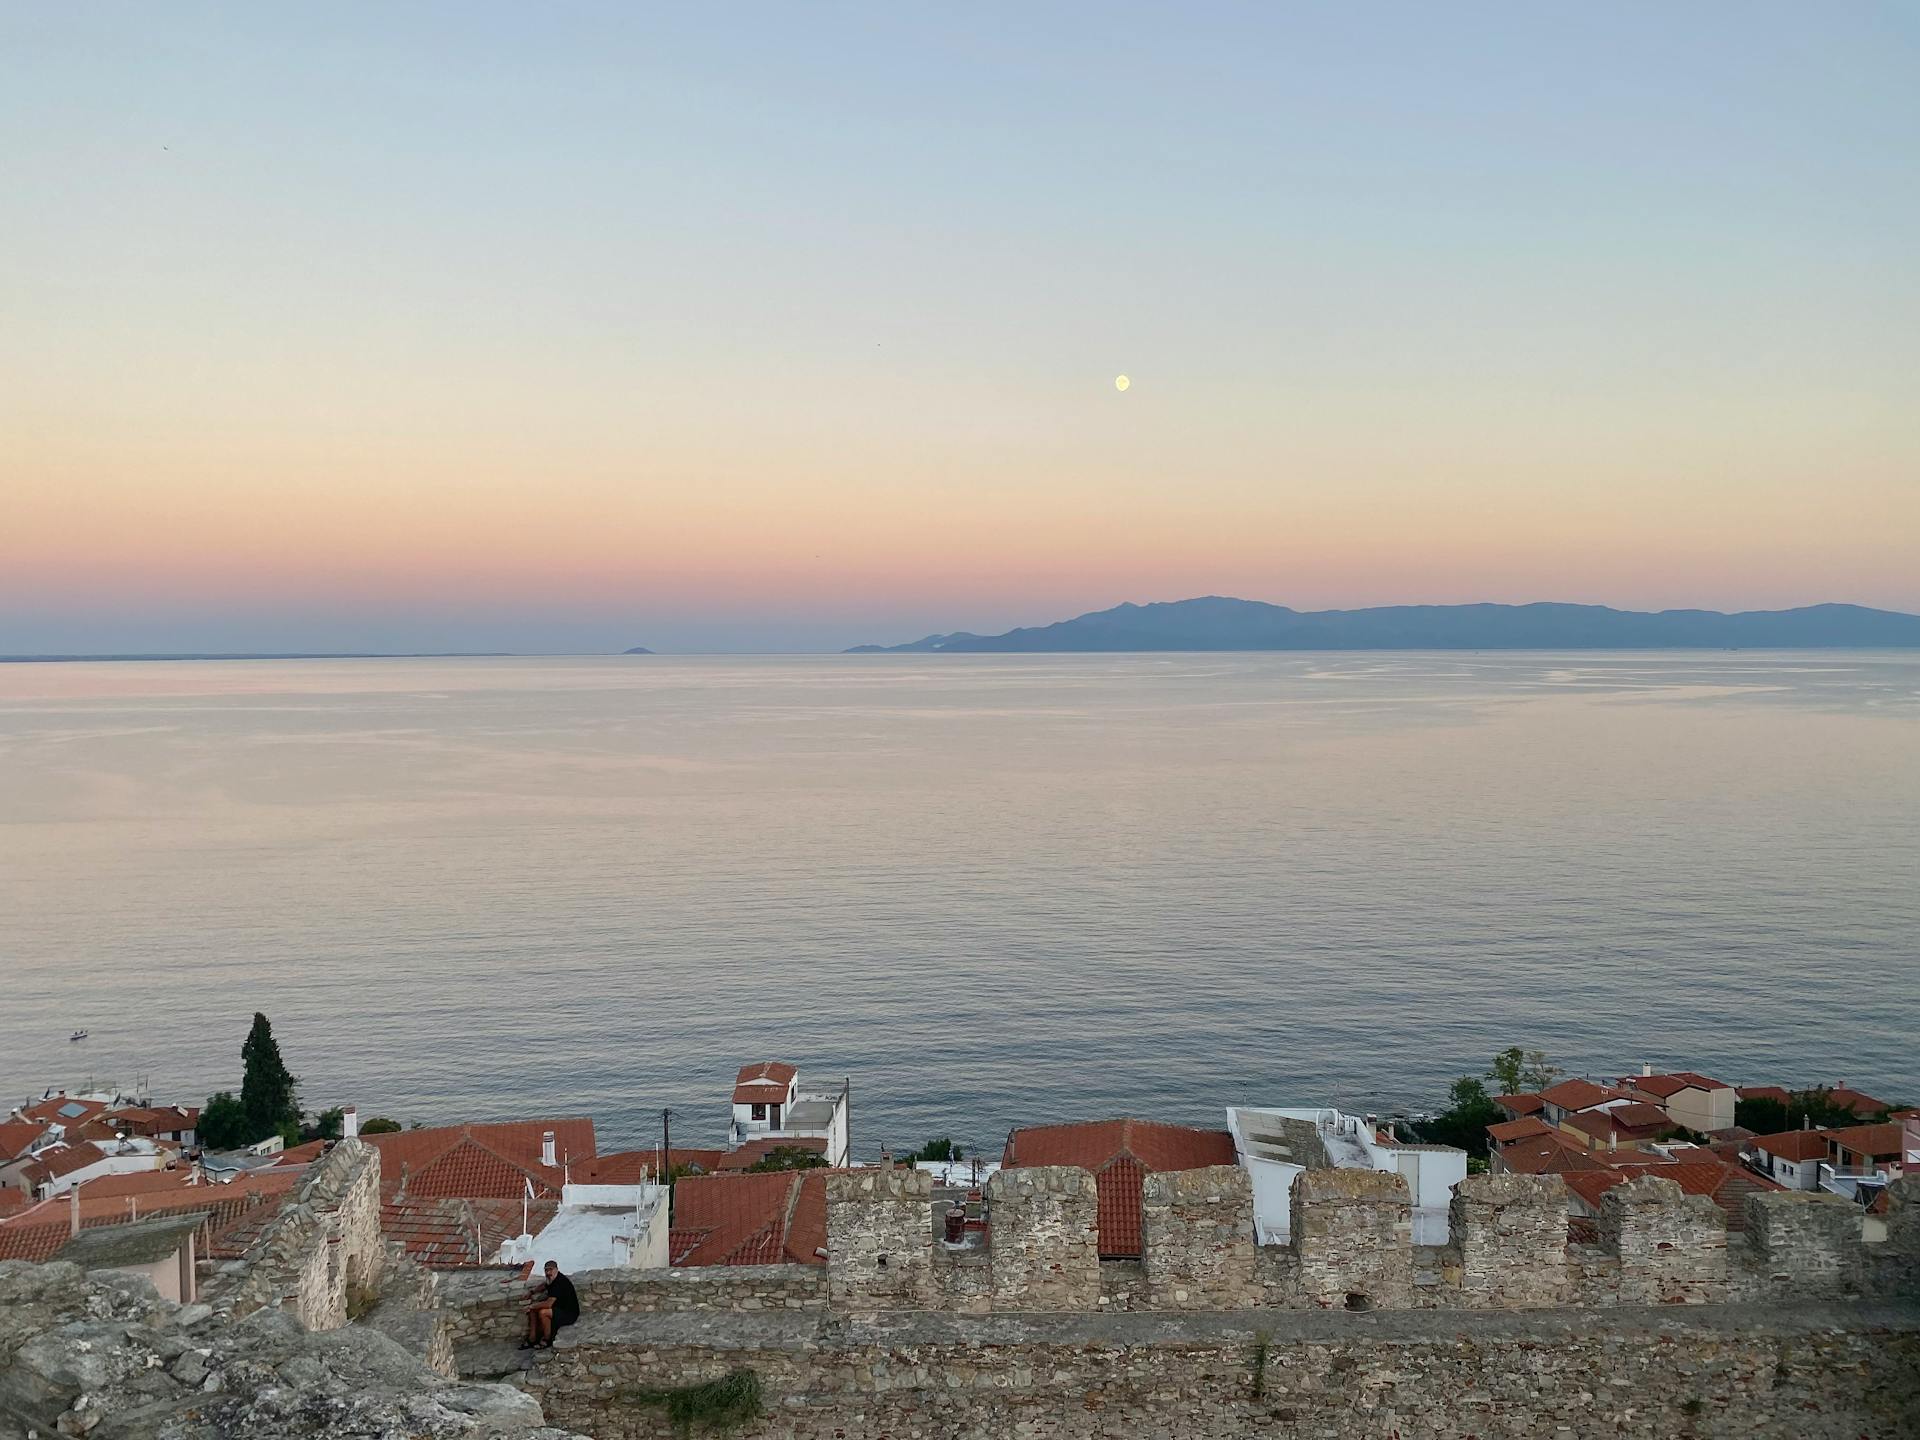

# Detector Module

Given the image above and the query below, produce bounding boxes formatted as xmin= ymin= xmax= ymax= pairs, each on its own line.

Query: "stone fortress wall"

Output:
xmin=436 ymin=1163 xmax=1920 ymax=1438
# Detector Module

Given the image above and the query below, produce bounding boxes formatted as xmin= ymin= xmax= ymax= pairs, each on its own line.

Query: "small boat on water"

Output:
xmin=69 ymin=1029 xmax=88 ymax=1042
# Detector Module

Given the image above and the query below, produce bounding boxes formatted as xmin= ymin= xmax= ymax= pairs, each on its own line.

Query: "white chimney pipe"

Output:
xmin=69 ymin=1186 xmax=80 ymax=1237
xmin=1641 ymin=1062 xmax=1652 ymax=1077
xmin=542 ymin=1131 xmax=556 ymax=1168
xmin=342 ymin=1106 xmax=358 ymax=1141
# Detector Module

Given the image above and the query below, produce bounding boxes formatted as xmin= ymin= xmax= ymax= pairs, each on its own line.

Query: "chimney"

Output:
xmin=1641 ymin=1062 xmax=1653 ymax=1077
xmin=69 ymin=1186 xmax=80 ymax=1237
xmin=542 ymin=1131 xmax=556 ymax=1168
xmin=342 ymin=1106 xmax=358 ymax=1141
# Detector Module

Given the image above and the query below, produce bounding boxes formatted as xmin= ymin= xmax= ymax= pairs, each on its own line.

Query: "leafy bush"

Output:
xmin=622 ymin=1369 xmax=763 ymax=1435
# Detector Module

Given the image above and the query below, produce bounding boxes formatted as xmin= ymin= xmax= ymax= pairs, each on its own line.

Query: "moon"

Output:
xmin=1114 ymin=374 xmax=1130 ymax=392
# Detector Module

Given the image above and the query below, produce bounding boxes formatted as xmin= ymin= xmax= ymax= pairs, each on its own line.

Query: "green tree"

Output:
xmin=746 ymin=1145 xmax=830 ymax=1173
xmin=239 ymin=1012 xmax=301 ymax=1144
xmin=304 ymin=1107 xmax=346 ymax=1143
xmin=1487 ymin=1047 xmax=1559 ymax=1096
xmin=905 ymin=1137 xmax=963 ymax=1163
xmin=1738 ymin=1088 xmax=1887 ymax=1135
xmin=360 ymin=1116 xmax=403 ymax=1135
xmin=198 ymin=1091 xmax=247 ymax=1150
xmin=1411 ymin=1076 xmax=1504 ymax=1157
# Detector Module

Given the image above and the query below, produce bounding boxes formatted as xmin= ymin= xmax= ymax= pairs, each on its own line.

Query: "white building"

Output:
xmin=497 ymin=1180 xmax=670 ymax=1272
xmin=727 ymin=1062 xmax=850 ymax=1167
xmin=1226 ymin=1105 xmax=1468 ymax=1246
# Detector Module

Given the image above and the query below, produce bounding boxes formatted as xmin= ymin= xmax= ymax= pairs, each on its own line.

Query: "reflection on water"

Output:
xmin=1 ymin=652 xmax=1916 ymax=1150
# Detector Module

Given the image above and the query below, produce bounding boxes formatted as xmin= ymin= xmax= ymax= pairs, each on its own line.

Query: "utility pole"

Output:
xmin=661 ymin=1108 xmax=673 ymax=1186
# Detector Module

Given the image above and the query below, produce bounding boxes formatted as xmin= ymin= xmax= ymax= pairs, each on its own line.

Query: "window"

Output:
xmin=751 ymin=1104 xmax=766 ymax=1121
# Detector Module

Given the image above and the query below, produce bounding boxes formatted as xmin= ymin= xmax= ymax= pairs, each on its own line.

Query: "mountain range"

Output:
xmin=846 ymin=598 xmax=1920 ymax=653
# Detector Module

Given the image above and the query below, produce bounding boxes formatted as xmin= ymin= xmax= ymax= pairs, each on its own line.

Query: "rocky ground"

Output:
xmin=0 ymin=1261 xmax=586 ymax=1440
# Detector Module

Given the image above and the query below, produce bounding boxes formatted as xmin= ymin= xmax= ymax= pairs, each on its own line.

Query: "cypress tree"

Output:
xmin=239 ymin=1012 xmax=301 ymax=1143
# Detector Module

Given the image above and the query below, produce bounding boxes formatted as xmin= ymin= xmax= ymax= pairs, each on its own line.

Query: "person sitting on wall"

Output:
xmin=521 ymin=1260 xmax=580 ymax=1349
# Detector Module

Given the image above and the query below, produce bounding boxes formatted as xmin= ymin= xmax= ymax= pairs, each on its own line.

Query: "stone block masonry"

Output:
xmin=824 ymin=1165 xmax=933 ymax=1308
xmin=984 ymin=1165 xmax=1101 ymax=1310
xmin=522 ymin=1299 xmax=1920 ymax=1440
xmin=1741 ymin=1189 xmax=1866 ymax=1299
xmin=203 ymin=1135 xmax=385 ymax=1331
xmin=1442 ymin=1171 xmax=1570 ymax=1308
xmin=1288 ymin=1166 xmax=1412 ymax=1310
xmin=1140 ymin=1164 xmax=1258 ymax=1309
xmin=1599 ymin=1174 xmax=1727 ymax=1304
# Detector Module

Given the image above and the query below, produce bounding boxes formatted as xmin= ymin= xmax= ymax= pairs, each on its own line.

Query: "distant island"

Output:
xmin=621 ymin=646 xmax=655 ymax=655
xmin=847 ymin=598 xmax=1920 ymax=653
xmin=0 ymin=651 xmax=510 ymax=664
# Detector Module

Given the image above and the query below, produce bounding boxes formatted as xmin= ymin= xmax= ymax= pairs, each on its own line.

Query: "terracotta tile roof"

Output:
xmin=1753 ymin=1129 xmax=1831 ymax=1163
xmin=1823 ymin=1123 xmax=1901 ymax=1159
xmin=1494 ymin=1093 xmax=1546 ymax=1118
xmin=72 ymin=1169 xmax=197 ymax=1200
xmin=716 ymin=1137 xmax=829 ymax=1172
xmin=269 ymin=1140 xmax=329 ymax=1167
xmin=1497 ymin=1132 xmax=1611 ymax=1176
xmin=18 ymin=1097 xmax=110 ymax=1129
xmin=1632 ymin=1072 xmax=1729 ymax=1099
xmin=36 ymin=1144 xmax=124 ymax=1182
xmin=733 ymin=1062 xmax=798 ymax=1105
xmin=1488 ymin=1117 xmax=1553 ymax=1144
xmin=0 ymin=1191 xmax=28 ymax=1218
xmin=0 ymin=1121 xmax=46 ymax=1163
xmin=670 ymin=1168 xmax=833 ymax=1268
xmin=1568 ymin=1160 xmax=1782 ymax=1230
xmin=1564 ymin=1106 xmax=1672 ymax=1144
xmin=1737 ymin=1086 xmax=1791 ymax=1105
xmin=366 ymin=1118 xmax=594 ymax=1202
xmin=582 ymin=1148 xmax=726 ymax=1183
xmin=1538 ymin=1079 xmax=1629 ymax=1113
xmin=105 ymin=1106 xmax=200 ymax=1136
xmin=380 ymin=1197 xmax=560 ymax=1267
xmin=1826 ymin=1088 xmax=1893 ymax=1118
xmin=0 ymin=1171 xmax=299 ymax=1264
xmin=1001 ymin=1119 xmax=1236 ymax=1259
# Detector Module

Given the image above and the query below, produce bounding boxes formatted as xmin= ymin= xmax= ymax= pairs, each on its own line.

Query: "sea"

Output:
xmin=1 ymin=652 xmax=1916 ymax=1154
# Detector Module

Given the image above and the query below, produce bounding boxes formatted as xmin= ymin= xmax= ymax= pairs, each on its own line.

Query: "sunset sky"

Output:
xmin=4 ymin=5 xmax=1917 ymax=653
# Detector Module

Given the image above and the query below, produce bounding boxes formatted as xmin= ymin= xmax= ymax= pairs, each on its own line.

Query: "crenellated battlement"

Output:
xmin=818 ymin=1165 xmax=1918 ymax=1316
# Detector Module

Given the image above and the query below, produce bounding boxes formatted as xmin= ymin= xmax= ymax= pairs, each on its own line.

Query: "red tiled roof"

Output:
xmin=733 ymin=1062 xmax=798 ymax=1105
xmin=716 ymin=1137 xmax=829 ymax=1172
xmin=366 ymin=1119 xmax=594 ymax=1202
xmin=1497 ymin=1132 xmax=1611 ymax=1176
xmin=670 ymin=1168 xmax=835 ymax=1268
xmin=0 ymin=1121 xmax=45 ymax=1163
xmin=1488 ymin=1117 xmax=1553 ymax=1144
xmin=1569 ymin=1160 xmax=1782 ymax=1230
xmin=36 ymin=1144 xmax=123 ymax=1181
xmin=380 ymin=1197 xmax=561 ymax=1267
xmin=0 ymin=1171 xmax=299 ymax=1264
xmin=1632 ymin=1072 xmax=1729 ymax=1099
xmin=1753 ymin=1129 xmax=1831 ymax=1163
xmin=1564 ymin=1106 xmax=1671 ymax=1144
xmin=1538 ymin=1079 xmax=1628 ymax=1113
xmin=582 ymin=1147 xmax=727 ymax=1183
xmin=18 ymin=1097 xmax=110 ymax=1129
xmin=269 ymin=1140 xmax=329 ymax=1168
xmin=1826 ymin=1088 xmax=1893 ymax=1118
xmin=0 ymin=1191 xmax=28 ymax=1218
xmin=106 ymin=1106 xmax=200 ymax=1136
xmin=1001 ymin=1119 xmax=1237 ymax=1259
xmin=72 ymin=1169 xmax=196 ymax=1200
xmin=1494 ymin=1093 xmax=1546 ymax=1118
xmin=1823 ymin=1123 xmax=1901 ymax=1159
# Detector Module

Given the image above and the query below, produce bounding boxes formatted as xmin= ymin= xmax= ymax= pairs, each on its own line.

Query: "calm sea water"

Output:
xmin=1 ymin=653 xmax=1916 ymax=1153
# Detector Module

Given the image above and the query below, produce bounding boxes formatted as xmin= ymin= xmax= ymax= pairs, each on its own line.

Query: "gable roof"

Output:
xmin=716 ymin=1137 xmax=829 ymax=1172
xmin=1565 ymin=1159 xmax=1781 ymax=1229
xmin=1823 ymin=1123 xmax=1901 ymax=1159
xmin=1632 ymin=1072 xmax=1730 ymax=1099
xmin=1488 ymin=1116 xmax=1553 ymax=1144
xmin=733 ymin=1062 xmax=799 ymax=1105
xmin=72 ymin=1169 xmax=197 ymax=1200
xmin=381 ymin=1196 xmax=561 ymax=1267
xmin=1493 ymin=1093 xmax=1546 ymax=1118
xmin=1001 ymin=1118 xmax=1237 ymax=1258
xmin=365 ymin=1119 xmax=595 ymax=1201
xmin=0 ymin=1170 xmax=299 ymax=1264
xmin=670 ymin=1168 xmax=838 ymax=1267
xmin=1826 ymin=1088 xmax=1893 ymax=1118
xmin=17 ymin=1097 xmax=110 ymax=1129
xmin=1753 ymin=1129 xmax=1831 ymax=1163
xmin=1538 ymin=1079 xmax=1628 ymax=1113
xmin=1496 ymin=1132 xmax=1611 ymax=1176
xmin=0 ymin=1120 xmax=46 ymax=1163
xmin=1564 ymin=1105 xmax=1672 ymax=1144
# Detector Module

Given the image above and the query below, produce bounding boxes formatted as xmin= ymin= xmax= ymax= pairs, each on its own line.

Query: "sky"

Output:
xmin=3 ymin=5 xmax=1917 ymax=653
